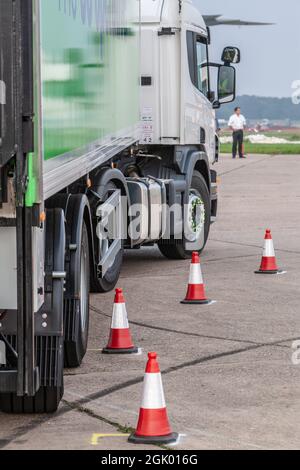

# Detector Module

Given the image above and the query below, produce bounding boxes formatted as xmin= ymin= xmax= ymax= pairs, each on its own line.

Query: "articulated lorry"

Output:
xmin=0 ymin=0 xmax=239 ymax=412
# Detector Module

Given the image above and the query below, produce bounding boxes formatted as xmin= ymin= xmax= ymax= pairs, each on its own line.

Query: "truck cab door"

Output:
xmin=180 ymin=3 xmax=216 ymax=162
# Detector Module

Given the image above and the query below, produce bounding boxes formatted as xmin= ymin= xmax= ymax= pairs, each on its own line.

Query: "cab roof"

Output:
xmin=140 ymin=0 xmax=207 ymax=32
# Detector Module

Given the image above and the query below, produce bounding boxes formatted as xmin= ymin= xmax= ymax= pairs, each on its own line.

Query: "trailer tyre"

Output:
xmin=64 ymin=222 xmax=90 ymax=368
xmin=158 ymin=171 xmax=210 ymax=259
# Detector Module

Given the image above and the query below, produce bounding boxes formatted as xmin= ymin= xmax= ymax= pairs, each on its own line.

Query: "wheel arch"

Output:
xmin=183 ymin=150 xmax=211 ymax=195
xmin=194 ymin=160 xmax=210 ymax=192
xmin=90 ymin=167 xmax=130 ymax=205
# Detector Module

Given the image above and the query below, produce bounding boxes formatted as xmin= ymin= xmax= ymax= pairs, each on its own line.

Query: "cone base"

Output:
xmin=128 ymin=432 xmax=179 ymax=445
xmin=102 ymin=347 xmax=139 ymax=355
xmin=181 ymin=298 xmax=212 ymax=305
xmin=255 ymin=269 xmax=283 ymax=275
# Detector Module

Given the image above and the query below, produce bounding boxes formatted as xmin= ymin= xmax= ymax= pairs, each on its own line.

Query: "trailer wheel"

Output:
xmin=46 ymin=195 xmax=92 ymax=368
xmin=64 ymin=222 xmax=90 ymax=368
xmin=0 ymin=209 xmax=65 ymax=414
xmin=158 ymin=171 xmax=210 ymax=259
xmin=90 ymin=181 xmax=124 ymax=293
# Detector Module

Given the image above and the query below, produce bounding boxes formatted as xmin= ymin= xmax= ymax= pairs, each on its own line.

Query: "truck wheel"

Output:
xmin=64 ymin=222 xmax=90 ymax=368
xmin=158 ymin=171 xmax=210 ymax=259
xmin=90 ymin=181 xmax=124 ymax=293
xmin=46 ymin=195 xmax=92 ymax=368
xmin=0 ymin=209 xmax=65 ymax=413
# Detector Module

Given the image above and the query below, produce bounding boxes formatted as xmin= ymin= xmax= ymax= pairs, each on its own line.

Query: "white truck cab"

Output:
xmin=140 ymin=0 xmax=238 ymax=164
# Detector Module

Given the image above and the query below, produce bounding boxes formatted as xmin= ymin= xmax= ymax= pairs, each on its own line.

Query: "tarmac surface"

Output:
xmin=1 ymin=153 xmax=300 ymax=450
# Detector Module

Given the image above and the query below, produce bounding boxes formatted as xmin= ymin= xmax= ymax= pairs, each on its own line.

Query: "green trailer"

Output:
xmin=0 ymin=0 xmax=141 ymax=412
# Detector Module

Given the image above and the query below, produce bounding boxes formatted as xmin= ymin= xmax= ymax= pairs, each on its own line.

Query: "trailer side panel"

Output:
xmin=35 ymin=0 xmax=140 ymax=201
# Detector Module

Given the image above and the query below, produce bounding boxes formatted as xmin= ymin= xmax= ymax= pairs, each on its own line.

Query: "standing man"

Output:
xmin=228 ymin=107 xmax=247 ymax=159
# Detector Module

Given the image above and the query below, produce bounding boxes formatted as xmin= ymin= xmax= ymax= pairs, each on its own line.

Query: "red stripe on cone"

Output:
xmin=265 ymin=229 xmax=272 ymax=240
xmin=260 ymin=256 xmax=278 ymax=272
xmin=135 ymin=408 xmax=172 ymax=437
xmin=106 ymin=328 xmax=134 ymax=350
xmin=114 ymin=288 xmax=125 ymax=303
xmin=146 ymin=351 xmax=160 ymax=373
xmin=185 ymin=284 xmax=207 ymax=301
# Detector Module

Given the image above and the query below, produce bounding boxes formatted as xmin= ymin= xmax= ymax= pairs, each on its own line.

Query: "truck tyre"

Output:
xmin=0 ymin=210 xmax=65 ymax=414
xmin=64 ymin=221 xmax=90 ymax=368
xmin=46 ymin=194 xmax=92 ymax=369
xmin=90 ymin=181 xmax=124 ymax=293
xmin=158 ymin=171 xmax=210 ymax=259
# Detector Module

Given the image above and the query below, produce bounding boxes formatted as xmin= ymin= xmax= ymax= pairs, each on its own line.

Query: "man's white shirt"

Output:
xmin=228 ymin=114 xmax=246 ymax=131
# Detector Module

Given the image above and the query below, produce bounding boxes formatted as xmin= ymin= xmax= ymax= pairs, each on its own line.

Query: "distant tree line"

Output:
xmin=217 ymin=95 xmax=300 ymax=121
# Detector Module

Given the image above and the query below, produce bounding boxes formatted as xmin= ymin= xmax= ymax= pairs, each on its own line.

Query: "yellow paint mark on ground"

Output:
xmin=91 ymin=433 xmax=130 ymax=446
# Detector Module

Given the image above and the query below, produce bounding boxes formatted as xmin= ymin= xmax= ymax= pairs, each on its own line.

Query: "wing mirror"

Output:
xmin=214 ymin=65 xmax=236 ymax=106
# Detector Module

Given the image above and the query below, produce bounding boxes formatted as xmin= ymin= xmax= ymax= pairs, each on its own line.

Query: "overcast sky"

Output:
xmin=196 ymin=0 xmax=300 ymax=98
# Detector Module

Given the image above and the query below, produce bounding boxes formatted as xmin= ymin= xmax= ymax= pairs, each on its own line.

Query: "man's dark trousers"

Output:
xmin=232 ymin=130 xmax=244 ymax=158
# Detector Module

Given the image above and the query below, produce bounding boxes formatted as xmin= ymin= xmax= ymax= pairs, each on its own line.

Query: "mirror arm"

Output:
xmin=207 ymin=62 xmax=221 ymax=68
xmin=207 ymin=61 xmax=234 ymax=67
xmin=213 ymin=101 xmax=221 ymax=109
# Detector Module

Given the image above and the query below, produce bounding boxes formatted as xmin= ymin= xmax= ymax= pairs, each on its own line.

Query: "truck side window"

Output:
xmin=196 ymin=37 xmax=209 ymax=96
xmin=186 ymin=31 xmax=209 ymax=98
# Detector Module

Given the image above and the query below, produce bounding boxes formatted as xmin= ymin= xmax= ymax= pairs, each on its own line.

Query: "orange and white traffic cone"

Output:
xmin=255 ymin=229 xmax=283 ymax=274
xmin=129 ymin=352 xmax=178 ymax=445
xmin=181 ymin=252 xmax=212 ymax=304
xmin=102 ymin=288 xmax=138 ymax=354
